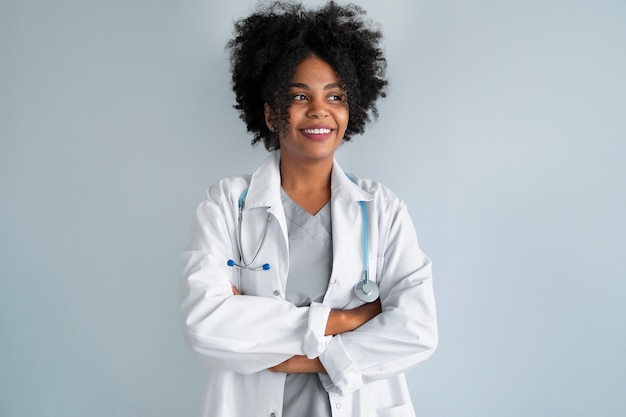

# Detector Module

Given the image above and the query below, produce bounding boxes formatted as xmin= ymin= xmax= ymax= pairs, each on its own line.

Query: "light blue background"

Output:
xmin=2 ymin=1 xmax=625 ymax=416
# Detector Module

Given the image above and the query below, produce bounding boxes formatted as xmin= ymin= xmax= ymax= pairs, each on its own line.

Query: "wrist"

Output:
xmin=326 ymin=310 xmax=357 ymax=336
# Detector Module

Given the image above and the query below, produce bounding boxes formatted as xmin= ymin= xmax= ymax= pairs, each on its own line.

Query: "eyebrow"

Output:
xmin=289 ymin=82 xmax=344 ymax=90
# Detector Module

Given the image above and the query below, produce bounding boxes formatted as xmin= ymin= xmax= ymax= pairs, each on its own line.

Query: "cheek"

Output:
xmin=339 ymin=109 xmax=349 ymax=129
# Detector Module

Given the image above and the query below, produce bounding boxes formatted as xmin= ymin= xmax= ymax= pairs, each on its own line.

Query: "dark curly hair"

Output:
xmin=226 ymin=1 xmax=388 ymax=151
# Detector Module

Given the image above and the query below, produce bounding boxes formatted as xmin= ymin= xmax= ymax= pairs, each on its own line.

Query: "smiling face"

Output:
xmin=266 ymin=55 xmax=349 ymax=166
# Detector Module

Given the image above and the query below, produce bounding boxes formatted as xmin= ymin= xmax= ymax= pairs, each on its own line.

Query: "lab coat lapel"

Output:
xmin=239 ymin=152 xmax=290 ymax=288
xmin=244 ymin=151 xmax=287 ymax=236
xmin=328 ymin=160 xmax=374 ymax=308
xmin=244 ymin=151 xmax=282 ymax=210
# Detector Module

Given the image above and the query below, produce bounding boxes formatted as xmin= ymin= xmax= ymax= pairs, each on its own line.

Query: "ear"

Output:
xmin=264 ymin=103 xmax=274 ymax=132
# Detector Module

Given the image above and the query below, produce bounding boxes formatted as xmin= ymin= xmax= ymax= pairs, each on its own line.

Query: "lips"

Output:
xmin=299 ymin=124 xmax=335 ymax=140
xmin=302 ymin=128 xmax=332 ymax=134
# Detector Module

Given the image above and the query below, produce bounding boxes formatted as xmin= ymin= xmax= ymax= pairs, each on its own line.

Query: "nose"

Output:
xmin=306 ymin=97 xmax=329 ymax=118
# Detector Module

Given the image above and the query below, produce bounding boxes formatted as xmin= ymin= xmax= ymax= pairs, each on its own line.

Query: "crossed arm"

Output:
xmin=231 ymin=284 xmax=381 ymax=374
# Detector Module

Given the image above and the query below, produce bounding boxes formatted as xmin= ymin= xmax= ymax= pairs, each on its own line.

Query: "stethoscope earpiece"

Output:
xmin=228 ymin=259 xmax=270 ymax=271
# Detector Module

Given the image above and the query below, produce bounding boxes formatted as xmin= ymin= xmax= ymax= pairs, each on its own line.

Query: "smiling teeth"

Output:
xmin=303 ymin=128 xmax=331 ymax=134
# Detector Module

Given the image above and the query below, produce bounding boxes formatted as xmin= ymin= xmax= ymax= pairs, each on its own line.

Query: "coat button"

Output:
xmin=273 ymin=290 xmax=280 ymax=296
xmin=270 ymin=413 xmax=277 ymax=417
xmin=336 ymin=403 xmax=342 ymax=409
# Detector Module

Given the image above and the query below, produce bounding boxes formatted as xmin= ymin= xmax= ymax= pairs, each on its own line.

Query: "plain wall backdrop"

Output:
xmin=1 ymin=0 xmax=625 ymax=416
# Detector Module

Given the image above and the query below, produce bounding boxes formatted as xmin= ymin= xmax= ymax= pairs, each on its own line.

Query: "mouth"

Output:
xmin=299 ymin=125 xmax=335 ymax=141
xmin=301 ymin=128 xmax=333 ymax=135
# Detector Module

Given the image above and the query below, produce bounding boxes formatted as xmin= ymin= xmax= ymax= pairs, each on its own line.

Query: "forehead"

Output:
xmin=291 ymin=55 xmax=341 ymax=86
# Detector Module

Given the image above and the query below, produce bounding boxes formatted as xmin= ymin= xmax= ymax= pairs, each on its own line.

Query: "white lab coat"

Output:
xmin=180 ymin=151 xmax=438 ymax=417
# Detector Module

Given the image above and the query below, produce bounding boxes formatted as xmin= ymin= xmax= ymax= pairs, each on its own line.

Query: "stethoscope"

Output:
xmin=227 ymin=185 xmax=380 ymax=303
xmin=226 ymin=189 xmax=271 ymax=271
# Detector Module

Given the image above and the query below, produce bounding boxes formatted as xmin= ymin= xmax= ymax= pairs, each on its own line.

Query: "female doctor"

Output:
xmin=179 ymin=2 xmax=438 ymax=416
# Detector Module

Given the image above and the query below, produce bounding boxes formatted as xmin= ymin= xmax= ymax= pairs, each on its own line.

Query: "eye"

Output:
xmin=292 ymin=93 xmax=308 ymax=101
xmin=328 ymin=93 xmax=347 ymax=102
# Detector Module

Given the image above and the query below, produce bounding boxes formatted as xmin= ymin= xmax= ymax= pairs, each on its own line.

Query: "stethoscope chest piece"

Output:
xmin=354 ymin=280 xmax=379 ymax=303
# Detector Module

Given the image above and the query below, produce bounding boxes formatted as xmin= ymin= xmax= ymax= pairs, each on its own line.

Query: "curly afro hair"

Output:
xmin=227 ymin=1 xmax=388 ymax=151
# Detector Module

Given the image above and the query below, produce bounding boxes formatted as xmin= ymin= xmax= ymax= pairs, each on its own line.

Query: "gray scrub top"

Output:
xmin=281 ymin=188 xmax=332 ymax=417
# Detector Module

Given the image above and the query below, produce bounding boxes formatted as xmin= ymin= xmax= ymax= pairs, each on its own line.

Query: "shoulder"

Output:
xmin=350 ymin=175 xmax=406 ymax=209
xmin=357 ymin=177 xmax=399 ymax=199
xmin=205 ymin=152 xmax=279 ymax=202
xmin=347 ymin=175 xmax=412 ymax=229
xmin=204 ymin=174 xmax=252 ymax=206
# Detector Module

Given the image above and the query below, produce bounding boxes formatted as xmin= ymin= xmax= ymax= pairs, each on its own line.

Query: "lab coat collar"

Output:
xmin=330 ymin=160 xmax=375 ymax=204
xmin=242 ymin=151 xmax=283 ymax=210
xmin=244 ymin=150 xmax=374 ymax=210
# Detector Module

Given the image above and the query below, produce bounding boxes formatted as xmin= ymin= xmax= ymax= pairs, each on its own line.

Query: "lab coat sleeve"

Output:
xmin=179 ymin=189 xmax=331 ymax=375
xmin=319 ymin=201 xmax=438 ymax=394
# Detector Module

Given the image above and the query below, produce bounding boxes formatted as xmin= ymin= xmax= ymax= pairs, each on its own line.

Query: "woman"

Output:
xmin=179 ymin=2 xmax=438 ymax=416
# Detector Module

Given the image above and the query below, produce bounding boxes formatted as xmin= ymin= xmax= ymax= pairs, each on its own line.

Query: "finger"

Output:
xmin=231 ymin=283 xmax=241 ymax=295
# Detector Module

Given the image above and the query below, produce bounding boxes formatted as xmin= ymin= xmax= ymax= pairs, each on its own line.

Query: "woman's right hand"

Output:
xmin=231 ymin=284 xmax=241 ymax=295
xmin=325 ymin=299 xmax=382 ymax=336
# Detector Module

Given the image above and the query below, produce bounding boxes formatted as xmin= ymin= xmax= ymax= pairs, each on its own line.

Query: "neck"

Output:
xmin=279 ymin=156 xmax=333 ymax=214
xmin=279 ymin=156 xmax=333 ymax=192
